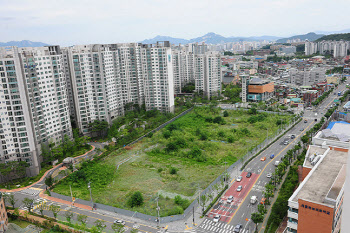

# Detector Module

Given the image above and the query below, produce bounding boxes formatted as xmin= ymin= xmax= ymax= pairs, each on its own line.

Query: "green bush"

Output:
xmin=213 ymin=116 xmax=225 ymax=124
xmin=174 ymin=195 xmax=190 ymax=209
xmin=128 ymin=191 xmax=144 ymax=207
xmin=163 ymin=131 xmax=171 ymax=139
xmin=169 ymin=167 xmax=177 ymax=175
xmin=223 ymin=111 xmax=229 ymax=117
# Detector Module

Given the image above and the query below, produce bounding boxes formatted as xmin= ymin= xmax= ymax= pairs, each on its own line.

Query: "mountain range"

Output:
xmin=140 ymin=32 xmax=283 ymax=45
xmin=276 ymin=32 xmax=325 ymax=43
xmin=0 ymin=40 xmax=49 ymax=47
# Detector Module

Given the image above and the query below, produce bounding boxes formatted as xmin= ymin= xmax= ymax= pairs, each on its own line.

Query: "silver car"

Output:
xmin=236 ymin=185 xmax=242 ymax=192
xmin=227 ymin=195 xmax=234 ymax=204
xmin=266 ymin=173 xmax=272 ymax=178
xmin=213 ymin=214 xmax=221 ymax=222
xmin=236 ymin=176 xmax=242 ymax=182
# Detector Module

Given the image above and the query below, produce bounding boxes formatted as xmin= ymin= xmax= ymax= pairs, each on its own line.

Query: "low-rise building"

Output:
xmin=247 ymin=77 xmax=274 ymax=101
xmin=327 ymin=75 xmax=340 ymax=85
xmin=0 ymin=193 xmax=8 ymax=232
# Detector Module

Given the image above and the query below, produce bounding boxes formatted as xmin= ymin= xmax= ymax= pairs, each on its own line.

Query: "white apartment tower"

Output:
xmin=0 ymin=46 xmax=72 ymax=177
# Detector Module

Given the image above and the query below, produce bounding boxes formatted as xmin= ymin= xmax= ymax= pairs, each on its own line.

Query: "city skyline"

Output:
xmin=1 ymin=0 xmax=350 ymax=46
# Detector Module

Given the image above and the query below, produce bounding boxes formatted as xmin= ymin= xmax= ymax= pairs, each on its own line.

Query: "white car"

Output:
xmin=213 ymin=214 xmax=221 ymax=222
xmin=113 ymin=220 xmax=125 ymax=225
xmin=266 ymin=173 xmax=272 ymax=178
xmin=236 ymin=176 xmax=242 ymax=182
xmin=227 ymin=195 xmax=234 ymax=204
xmin=236 ymin=185 xmax=242 ymax=192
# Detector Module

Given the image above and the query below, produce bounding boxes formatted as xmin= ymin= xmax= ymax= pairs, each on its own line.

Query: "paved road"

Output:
xmin=196 ymin=83 xmax=349 ymax=233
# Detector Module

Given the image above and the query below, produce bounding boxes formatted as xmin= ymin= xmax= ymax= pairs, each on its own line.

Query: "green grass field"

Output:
xmin=53 ymin=107 xmax=293 ymax=216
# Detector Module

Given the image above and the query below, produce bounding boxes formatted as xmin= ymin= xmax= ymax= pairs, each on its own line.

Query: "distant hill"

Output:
xmin=0 ymin=40 xmax=49 ymax=47
xmin=315 ymin=33 xmax=350 ymax=42
xmin=315 ymin=28 xmax=350 ymax=35
xmin=141 ymin=35 xmax=189 ymax=45
xmin=276 ymin=32 xmax=324 ymax=43
xmin=141 ymin=32 xmax=281 ymax=45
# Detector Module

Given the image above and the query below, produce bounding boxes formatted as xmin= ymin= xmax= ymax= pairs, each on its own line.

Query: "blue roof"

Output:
xmin=327 ymin=121 xmax=350 ymax=130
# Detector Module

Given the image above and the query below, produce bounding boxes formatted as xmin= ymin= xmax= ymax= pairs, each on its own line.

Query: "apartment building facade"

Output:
xmin=305 ymin=40 xmax=350 ymax=58
xmin=289 ymin=67 xmax=327 ymax=86
xmin=0 ymin=46 xmax=72 ymax=176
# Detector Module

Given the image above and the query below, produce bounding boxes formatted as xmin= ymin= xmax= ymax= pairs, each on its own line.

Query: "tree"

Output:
xmin=111 ymin=223 xmax=126 ymax=233
xmin=128 ymin=191 xmax=144 ymax=207
xmin=197 ymin=194 xmax=208 ymax=215
xmin=94 ymin=220 xmax=106 ymax=232
xmin=130 ymin=229 xmax=138 ymax=233
xmin=251 ymin=212 xmax=264 ymax=233
xmin=3 ymin=193 xmax=16 ymax=208
xmin=258 ymin=204 xmax=267 ymax=215
xmin=22 ymin=198 xmax=35 ymax=213
xmin=45 ymin=175 xmax=54 ymax=188
xmin=37 ymin=201 xmax=47 ymax=216
xmin=65 ymin=210 xmax=73 ymax=223
xmin=223 ymin=110 xmax=229 ymax=117
xmin=50 ymin=204 xmax=61 ymax=219
xmin=77 ymin=214 xmax=88 ymax=228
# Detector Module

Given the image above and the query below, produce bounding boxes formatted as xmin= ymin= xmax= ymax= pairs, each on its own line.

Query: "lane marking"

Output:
xmin=228 ymin=121 xmax=314 ymax=225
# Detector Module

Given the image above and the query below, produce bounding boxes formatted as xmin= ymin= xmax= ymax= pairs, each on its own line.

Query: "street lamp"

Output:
xmin=224 ymin=161 xmax=228 ymax=185
xmin=88 ymin=182 xmax=93 ymax=210
xmin=155 ymin=195 xmax=160 ymax=228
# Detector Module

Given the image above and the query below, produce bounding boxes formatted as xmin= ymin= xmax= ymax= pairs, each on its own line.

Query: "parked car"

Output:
xmin=233 ymin=224 xmax=243 ymax=232
xmin=275 ymin=161 xmax=280 ymax=166
xmin=213 ymin=214 xmax=221 ymax=222
xmin=246 ymin=172 xmax=252 ymax=178
xmin=236 ymin=176 xmax=242 ymax=182
xmin=250 ymin=196 xmax=258 ymax=204
xmin=304 ymin=120 xmax=308 ymax=123
xmin=266 ymin=173 xmax=272 ymax=178
xmin=227 ymin=195 xmax=234 ymax=204
xmin=236 ymin=185 xmax=242 ymax=192
xmin=270 ymin=154 xmax=275 ymax=159
xmin=291 ymin=135 xmax=295 ymax=139
xmin=283 ymin=141 xmax=289 ymax=145
xmin=260 ymin=156 xmax=266 ymax=161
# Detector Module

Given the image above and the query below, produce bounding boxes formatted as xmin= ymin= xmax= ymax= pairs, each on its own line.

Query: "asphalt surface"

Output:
xmin=196 ymin=83 xmax=349 ymax=233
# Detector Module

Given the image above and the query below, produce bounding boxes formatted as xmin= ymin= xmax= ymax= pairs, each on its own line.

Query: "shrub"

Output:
xmin=147 ymin=132 xmax=153 ymax=138
xmin=200 ymin=133 xmax=208 ymax=141
xmin=174 ymin=195 xmax=190 ymax=209
xmin=167 ymin=123 xmax=179 ymax=132
xmin=157 ymin=168 xmax=163 ymax=173
xmin=205 ymin=117 xmax=213 ymax=123
xmin=163 ymin=131 xmax=171 ymax=139
xmin=213 ymin=116 xmax=225 ymax=124
xmin=174 ymin=138 xmax=187 ymax=148
xmin=165 ymin=142 xmax=178 ymax=152
xmin=227 ymin=136 xmax=235 ymax=143
xmin=170 ymin=167 xmax=177 ymax=175
xmin=128 ymin=191 xmax=144 ymax=207
xmin=218 ymin=131 xmax=225 ymax=137
xmin=223 ymin=111 xmax=229 ymax=117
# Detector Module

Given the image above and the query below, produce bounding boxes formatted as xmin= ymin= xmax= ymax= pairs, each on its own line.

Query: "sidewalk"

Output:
xmin=0 ymin=144 xmax=96 ymax=193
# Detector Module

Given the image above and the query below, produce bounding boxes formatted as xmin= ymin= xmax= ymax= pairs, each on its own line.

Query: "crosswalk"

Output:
xmin=20 ymin=197 xmax=61 ymax=212
xmin=18 ymin=188 xmax=43 ymax=196
xmin=196 ymin=219 xmax=239 ymax=233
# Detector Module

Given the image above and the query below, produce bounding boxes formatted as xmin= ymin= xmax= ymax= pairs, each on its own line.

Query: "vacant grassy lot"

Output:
xmin=53 ymin=107 xmax=293 ymax=216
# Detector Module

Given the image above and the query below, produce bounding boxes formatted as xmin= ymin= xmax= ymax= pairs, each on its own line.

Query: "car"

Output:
xmin=291 ymin=135 xmax=295 ymax=139
xmin=266 ymin=173 xmax=272 ymax=178
xmin=260 ymin=197 xmax=267 ymax=205
xmin=113 ymin=220 xmax=125 ymax=225
xmin=260 ymin=156 xmax=266 ymax=161
xmin=283 ymin=141 xmax=289 ymax=145
xmin=270 ymin=154 xmax=275 ymax=159
xmin=213 ymin=214 xmax=221 ymax=222
xmin=315 ymin=118 xmax=317 ymax=121
xmin=236 ymin=176 xmax=242 ymax=182
xmin=227 ymin=195 xmax=234 ymax=204
xmin=236 ymin=185 xmax=242 ymax=192
xmin=246 ymin=172 xmax=252 ymax=178
xmin=304 ymin=120 xmax=308 ymax=123
xmin=300 ymin=128 xmax=304 ymax=131
xmin=233 ymin=224 xmax=243 ymax=232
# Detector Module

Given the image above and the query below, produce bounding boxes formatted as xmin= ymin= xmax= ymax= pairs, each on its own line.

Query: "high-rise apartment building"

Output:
xmin=64 ymin=42 xmax=175 ymax=134
xmin=0 ymin=46 xmax=72 ymax=176
xmin=305 ymin=40 xmax=350 ymax=58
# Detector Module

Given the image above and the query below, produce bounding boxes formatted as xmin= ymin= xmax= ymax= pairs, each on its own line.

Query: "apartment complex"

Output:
xmin=172 ymin=46 xmax=222 ymax=98
xmin=0 ymin=46 xmax=72 ymax=176
xmin=305 ymin=40 xmax=350 ymax=58
xmin=64 ymin=42 xmax=175 ymax=134
xmin=287 ymin=121 xmax=350 ymax=233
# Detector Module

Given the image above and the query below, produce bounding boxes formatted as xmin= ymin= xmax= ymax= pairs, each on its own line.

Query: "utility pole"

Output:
xmin=70 ymin=185 xmax=73 ymax=206
xmin=193 ymin=205 xmax=195 ymax=225
xmin=224 ymin=161 xmax=228 ymax=185
xmin=156 ymin=195 xmax=160 ymax=228
xmin=88 ymin=182 xmax=93 ymax=210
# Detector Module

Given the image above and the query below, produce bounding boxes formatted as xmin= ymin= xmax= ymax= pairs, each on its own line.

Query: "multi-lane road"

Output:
xmin=196 ymin=83 xmax=348 ymax=233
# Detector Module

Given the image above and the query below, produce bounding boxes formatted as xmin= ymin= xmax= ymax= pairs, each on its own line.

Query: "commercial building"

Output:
xmin=0 ymin=46 xmax=72 ymax=177
xmin=247 ymin=77 xmax=274 ymax=101
xmin=287 ymin=121 xmax=350 ymax=233
xmin=289 ymin=67 xmax=327 ymax=86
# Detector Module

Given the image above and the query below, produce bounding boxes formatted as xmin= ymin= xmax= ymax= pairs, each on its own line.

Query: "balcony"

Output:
xmin=287 ymin=211 xmax=298 ymax=220
xmin=287 ymin=221 xmax=298 ymax=231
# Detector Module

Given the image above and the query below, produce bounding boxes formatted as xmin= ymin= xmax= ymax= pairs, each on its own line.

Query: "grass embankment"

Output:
xmin=53 ymin=107 xmax=293 ymax=216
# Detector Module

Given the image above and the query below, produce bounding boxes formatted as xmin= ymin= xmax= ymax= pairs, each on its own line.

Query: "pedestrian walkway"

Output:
xmin=39 ymin=191 xmax=92 ymax=211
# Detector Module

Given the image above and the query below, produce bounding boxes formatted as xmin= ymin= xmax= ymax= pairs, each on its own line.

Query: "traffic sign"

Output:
xmin=72 ymin=197 xmax=75 ymax=202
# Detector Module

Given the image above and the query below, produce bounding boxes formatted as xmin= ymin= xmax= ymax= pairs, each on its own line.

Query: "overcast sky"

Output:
xmin=1 ymin=0 xmax=349 ymax=46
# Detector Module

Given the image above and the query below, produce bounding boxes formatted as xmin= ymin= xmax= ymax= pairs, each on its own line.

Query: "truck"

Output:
xmin=250 ymin=196 xmax=258 ymax=204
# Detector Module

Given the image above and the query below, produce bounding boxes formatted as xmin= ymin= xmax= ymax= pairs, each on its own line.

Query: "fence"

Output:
xmin=50 ymin=111 xmax=299 ymax=224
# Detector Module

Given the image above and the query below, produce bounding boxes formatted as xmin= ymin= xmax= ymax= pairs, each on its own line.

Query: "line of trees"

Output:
xmin=312 ymin=88 xmax=334 ymax=106
xmin=0 ymin=161 xmax=29 ymax=183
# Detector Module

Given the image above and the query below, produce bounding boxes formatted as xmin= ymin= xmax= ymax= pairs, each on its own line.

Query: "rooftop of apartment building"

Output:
xmin=318 ymin=121 xmax=350 ymax=142
xmin=249 ymin=77 xmax=271 ymax=85
xmin=293 ymin=147 xmax=348 ymax=205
